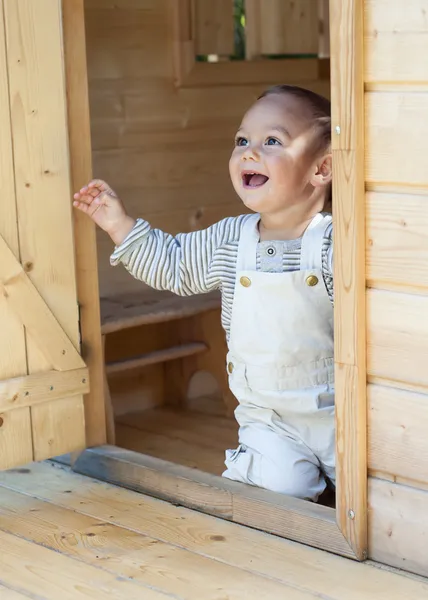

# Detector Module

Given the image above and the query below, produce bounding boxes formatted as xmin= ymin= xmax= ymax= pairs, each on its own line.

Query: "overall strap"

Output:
xmin=300 ymin=213 xmax=332 ymax=271
xmin=236 ymin=213 xmax=260 ymax=272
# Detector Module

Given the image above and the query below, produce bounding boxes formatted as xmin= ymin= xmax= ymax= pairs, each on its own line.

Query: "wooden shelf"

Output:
xmin=105 ymin=341 xmax=208 ymax=375
xmin=101 ymin=289 xmax=221 ymax=334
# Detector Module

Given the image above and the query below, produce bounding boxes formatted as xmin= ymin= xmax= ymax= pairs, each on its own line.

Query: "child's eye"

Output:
xmin=266 ymin=137 xmax=281 ymax=146
xmin=235 ymin=136 xmax=248 ymax=147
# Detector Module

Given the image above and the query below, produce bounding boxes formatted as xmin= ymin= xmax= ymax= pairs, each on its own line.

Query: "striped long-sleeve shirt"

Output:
xmin=111 ymin=214 xmax=334 ymax=340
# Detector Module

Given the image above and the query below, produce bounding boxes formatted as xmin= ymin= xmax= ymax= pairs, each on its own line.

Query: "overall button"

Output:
xmin=240 ymin=276 xmax=251 ymax=287
xmin=227 ymin=362 xmax=234 ymax=374
xmin=306 ymin=275 xmax=319 ymax=287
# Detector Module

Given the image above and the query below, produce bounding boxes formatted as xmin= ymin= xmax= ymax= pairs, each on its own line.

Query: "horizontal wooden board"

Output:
xmin=85 ymin=5 xmax=171 ymax=80
xmin=366 ymin=191 xmax=428 ymax=292
xmin=364 ymin=0 xmax=428 ymax=83
xmin=0 ymin=487 xmax=333 ymax=600
xmin=68 ymin=447 xmax=349 ymax=557
xmin=0 ymin=368 xmax=89 ymax=412
xmin=369 ymin=477 xmax=428 ymax=577
xmin=366 ymin=92 xmax=428 ymax=187
xmin=2 ymin=462 xmax=428 ymax=599
xmin=92 ymin=147 xmax=231 ymax=189
xmin=368 ymin=383 xmax=428 ymax=485
xmin=367 ymin=289 xmax=428 ymax=388
xmin=0 ymin=584 xmax=31 ymax=600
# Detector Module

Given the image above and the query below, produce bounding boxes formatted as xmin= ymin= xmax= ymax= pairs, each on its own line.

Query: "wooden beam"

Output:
xmin=62 ymin=0 xmax=106 ymax=447
xmin=330 ymin=0 xmax=367 ymax=560
xmin=0 ymin=234 xmax=85 ymax=371
xmin=0 ymin=368 xmax=89 ymax=411
xmin=69 ymin=445 xmax=355 ymax=559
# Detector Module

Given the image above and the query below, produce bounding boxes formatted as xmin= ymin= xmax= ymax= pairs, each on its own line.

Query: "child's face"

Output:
xmin=229 ymin=94 xmax=326 ymax=215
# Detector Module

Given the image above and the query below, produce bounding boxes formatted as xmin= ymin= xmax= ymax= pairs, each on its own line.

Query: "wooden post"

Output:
xmin=62 ymin=0 xmax=107 ymax=447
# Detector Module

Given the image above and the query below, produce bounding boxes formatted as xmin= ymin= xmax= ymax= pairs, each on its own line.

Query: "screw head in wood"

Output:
xmin=348 ymin=509 xmax=355 ymax=520
xmin=50 ymin=386 xmax=54 ymax=391
xmin=335 ymin=125 xmax=341 ymax=135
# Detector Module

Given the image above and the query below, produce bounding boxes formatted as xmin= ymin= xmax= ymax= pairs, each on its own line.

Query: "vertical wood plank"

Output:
xmin=4 ymin=0 xmax=86 ymax=457
xmin=244 ymin=0 xmax=261 ymax=60
xmin=330 ymin=0 xmax=367 ymax=559
xmin=260 ymin=0 xmax=318 ymax=56
xmin=318 ymin=0 xmax=330 ymax=58
xmin=193 ymin=0 xmax=234 ymax=56
xmin=32 ymin=397 xmax=85 ymax=462
xmin=0 ymin=0 xmax=32 ymax=470
xmin=0 ymin=408 xmax=33 ymax=470
xmin=62 ymin=0 xmax=106 ymax=447
xmin=0 ymin=0 xmax=27 ymax=382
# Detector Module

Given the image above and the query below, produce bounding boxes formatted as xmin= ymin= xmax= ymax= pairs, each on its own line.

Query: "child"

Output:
xmin=73 ymin=84 xmax=334 ymax=502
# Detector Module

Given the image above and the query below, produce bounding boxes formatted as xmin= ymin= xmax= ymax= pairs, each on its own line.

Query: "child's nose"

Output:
xmin=242 ymin=144 xmax=260 ymax=161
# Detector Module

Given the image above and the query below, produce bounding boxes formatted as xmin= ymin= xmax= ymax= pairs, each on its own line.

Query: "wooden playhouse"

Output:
xmin=0 ymin=0 xmax=427 ymax=591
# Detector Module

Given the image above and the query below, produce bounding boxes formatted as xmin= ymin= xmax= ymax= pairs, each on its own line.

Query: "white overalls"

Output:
xmin=223 ymin=213 xmax=335 ymax=502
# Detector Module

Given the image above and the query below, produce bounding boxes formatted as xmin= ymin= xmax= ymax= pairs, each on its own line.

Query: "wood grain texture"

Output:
xmin=368 ymin=384 xmax=428 ymax=486
xmin=0 ymin=585 xmax=32 ymax=600
xmin=259 ymin=0 xmax=318 ymax=55
xmin=330 ymin=0 xmax=367 ymax=560
xmin=63 ymin=0 xmax=106 ymax=448
xmin=0 ymin=0 xmax=27 ymax=384
xmin=366 ymin=92 xmax=428 ymax=187
xmin=193 ymin=0 xmax=234 ymax=56
xmin=0 ymin=408 xmax=33 ymax=470
xmin=366 ymin=191 xmax=428 ymax=292
xmin=31 ymin=397 xmax=86 ymax=462
xmin=364 ymin=0 xmax=428 ymax=84
xmin=1 ymin=462 xmax=427 ymax=600
xmin=68 ymin=446 xmax=352 ymax=557
xmin=367 ymin=288 xmax=428 ymax=389
xmin=3 ymin=0 xmax=87 ymax=461
xmin=369 ymin=477 xmax=428 ymax=577
xmin=0 ymin=528 xmax=171 ymax=600
xmin=244 ymin=0 xmax=261 ymax=59
xmin=0 ymin=487 xmax=326 ymax=600
xmin=0 ymin=368 xmax=89 ymax=411
xmin=0 ymin=236 xmax=84 ymax=371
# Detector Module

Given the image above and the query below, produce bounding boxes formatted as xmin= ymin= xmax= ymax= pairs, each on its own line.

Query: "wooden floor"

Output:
xmin=0 ymin=462 xmax=426 ymax=600
xmin=116 ymin=406 xmax=238 ymax=475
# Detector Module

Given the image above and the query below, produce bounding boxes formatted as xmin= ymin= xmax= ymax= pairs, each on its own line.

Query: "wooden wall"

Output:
xmin=83 ymin=0 xmax=329 ymax=297
xmin=364 ymin=0 xmax=428 ymax=577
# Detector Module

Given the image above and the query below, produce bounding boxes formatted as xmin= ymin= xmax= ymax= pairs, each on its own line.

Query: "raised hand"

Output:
xmin=73 ymin=179 xmax=136 ymax=245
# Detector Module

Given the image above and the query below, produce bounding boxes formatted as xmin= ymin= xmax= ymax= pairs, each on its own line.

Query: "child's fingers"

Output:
xmin=73 ymin=191 xmax=95 ymax=205
xmin=73 ymin=200 xmax=91 ymax=213
xmin=88 ymin=179 xmax=111 ymax=192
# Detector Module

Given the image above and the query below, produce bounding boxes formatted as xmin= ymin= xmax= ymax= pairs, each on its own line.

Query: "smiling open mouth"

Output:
xmin=242 ymin=172 xmax=269 ymax=188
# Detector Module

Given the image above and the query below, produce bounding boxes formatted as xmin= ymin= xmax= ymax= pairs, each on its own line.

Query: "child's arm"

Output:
xmin=73 ymin=179 xmax=227 ymax=295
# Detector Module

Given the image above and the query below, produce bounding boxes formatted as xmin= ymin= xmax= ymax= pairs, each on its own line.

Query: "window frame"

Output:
xmin=171 ymin=0 xmax=330 ymax=88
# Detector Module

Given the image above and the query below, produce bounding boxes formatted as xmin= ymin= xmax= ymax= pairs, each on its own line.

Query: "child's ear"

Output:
xmin=311 ymin=153 xmax=332 ymax=188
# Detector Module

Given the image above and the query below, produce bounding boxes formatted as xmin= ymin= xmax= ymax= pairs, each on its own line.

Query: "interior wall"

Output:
xmin=364 ymin=0 xmax=428 ymax=577
xmin=84 ymin=0 xmax=329 ymax=297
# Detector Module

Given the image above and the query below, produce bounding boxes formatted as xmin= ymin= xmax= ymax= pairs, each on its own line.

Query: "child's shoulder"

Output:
xmin=211 ymin=213 xmax=256 ymax=245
